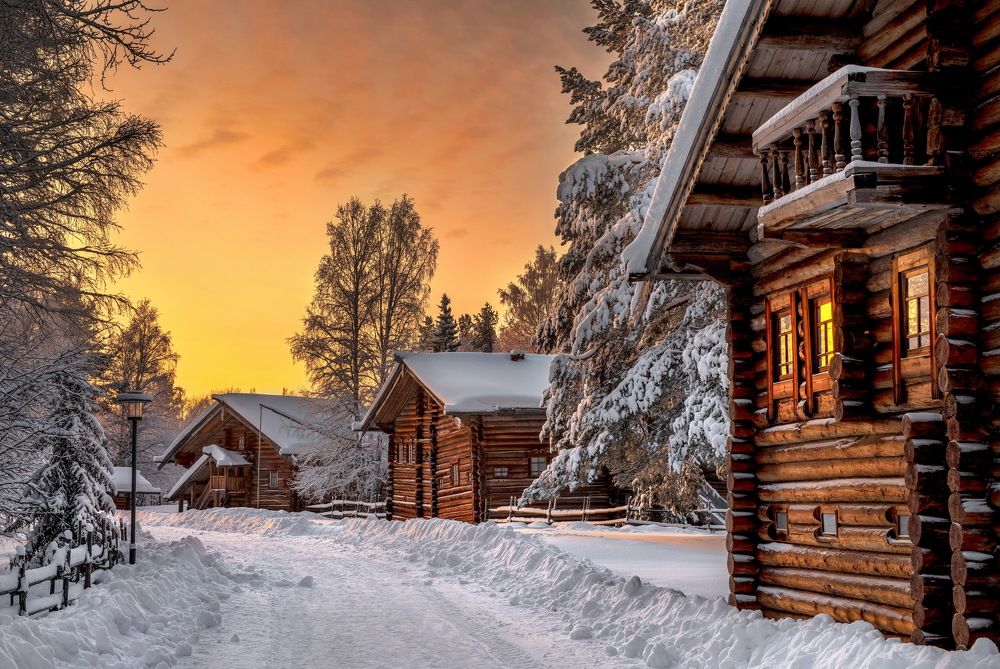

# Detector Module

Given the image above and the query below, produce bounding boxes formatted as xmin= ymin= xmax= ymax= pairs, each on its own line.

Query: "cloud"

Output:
xmin=255 ymin=140 xmax=314 ymax=168
xmin=314 ymin=164 xmax=352 ymax=184
xmin=176 ymin=128 xmax=250 ymax=158
xmin=445 ymin=227 xmax=469 ymax=239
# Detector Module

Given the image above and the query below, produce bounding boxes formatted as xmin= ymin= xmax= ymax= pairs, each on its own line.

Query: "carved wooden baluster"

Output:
xmin=792 ymin=127 xmax=804 ymax=189
xmin=831 ymin=102 xmax=845 ymax=170
xmin=902 ymin=94 xmax=915 ymax=165
xmin=770 ymin=144 xmax=784 ymax=199
xmin=760 ymin=152 xmax=773 ymax=204
xmin=819 ymin=110 xmax=832 ymax=175
xmin=848 ymin=94 xmax=862 ymax=163
xmin=926 ymin=97 xmax=942 ymax=166
xmin=780 ymin=148 xmax=791 ymax=195
xmin=876 ymin=94 xmax=889 ymax=163
xmin=806 ymin=120 xmax=818 ymax=183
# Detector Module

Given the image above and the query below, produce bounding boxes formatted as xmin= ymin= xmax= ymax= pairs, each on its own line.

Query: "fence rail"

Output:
xmin=305 ymin=499 xmax=387 ymax=520
xmin=1 ymin=517 xmax=125 ymax=617
xmin=488 ymin=496 xmax=631 ymax=526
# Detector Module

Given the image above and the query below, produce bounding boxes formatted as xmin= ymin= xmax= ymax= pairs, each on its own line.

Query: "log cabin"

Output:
xmin=111 ymin=467 xmax=161 ymax=510
xmin=359 ymin=352 xmax=613 ymax=523
xmin=624 ymin=0 xmax=1000 ymax=648
xmin=157 ymin=393 xmax=333 ymax=512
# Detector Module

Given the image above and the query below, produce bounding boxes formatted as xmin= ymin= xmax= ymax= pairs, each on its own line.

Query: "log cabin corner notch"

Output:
xmin=358 ymin=352 xmax=613 ymax=523
xmin=625 ymin=0 xmax=998 ymax=649
xmin=157 ymin=393 xmax=337 ymax=512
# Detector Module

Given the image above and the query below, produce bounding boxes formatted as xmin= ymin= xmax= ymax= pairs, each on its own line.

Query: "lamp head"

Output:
xmin=115 ymin=390 xmax=153 ymax=419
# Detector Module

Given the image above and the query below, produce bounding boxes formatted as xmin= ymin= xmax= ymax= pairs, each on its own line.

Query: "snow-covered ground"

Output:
xmin=3 ymin=508 xmax=999 ymax=668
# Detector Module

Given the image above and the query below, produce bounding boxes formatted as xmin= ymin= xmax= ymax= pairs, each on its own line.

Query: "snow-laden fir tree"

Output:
xmin=473 ymin=303 xmax=499 ymax=352
xmin=526 ymin=0 xmax=727 ymax=515
xmin=432 ymin=294 xmax=459 ymax=352
xmin=5 ymin=340 xmax=116 ymax=564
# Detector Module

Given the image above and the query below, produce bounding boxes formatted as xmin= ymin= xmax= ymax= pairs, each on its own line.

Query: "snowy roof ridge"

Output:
xmin=202 ymin=444 xmax=250 ymax=467
xmin=165 ymin=454 xmax=209 ymax=500
xmin=157 ymin=393 xmax=337 ymax=468
xmin=111 ymin=467 xmax=160 ymax=494
xmin=360 ymin=351 xmax=554 ymax=431
xmin=623 ymin=0 xmax=768 ymax=277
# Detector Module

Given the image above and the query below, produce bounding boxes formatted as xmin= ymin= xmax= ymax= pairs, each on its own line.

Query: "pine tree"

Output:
xmin=432 ymin=294 xmax=459 ymax=352
xmin=457 ymin=314 xmax=475 ymax=351
xmin=527 ymin=0 xmax=727 ymax=515
xmin=18 ymin=352 xmax=116 ymax=564
xmin=473 ymin=303 xmax=499 ymax=352
xmin=417 ymin=316 xmax=436 ymax=351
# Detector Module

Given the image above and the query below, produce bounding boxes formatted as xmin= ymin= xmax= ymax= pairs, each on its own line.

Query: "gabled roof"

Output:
xmin=360 ymin=352 xmax=554 ymax=432
xmin=157 ymin=393 xmax=335 ymax=468
xmin=111 ymin=467 xmax=160 ymax=495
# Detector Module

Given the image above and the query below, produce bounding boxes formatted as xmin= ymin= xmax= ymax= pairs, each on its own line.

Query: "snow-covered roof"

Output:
xmin=111 ymin=467 xmax=160 ymax=495
xmin=165 ymin=454 xmax=210 ymax=500
xmin=623 ymin=0 xmax=767 ymax=278
xmin=202 ymin=444 xmax=250 ymax=467
xmin=360 ymin=352 xmax=553 ymax=431
xmin=157 ymin=393 xmax=334 ymax=468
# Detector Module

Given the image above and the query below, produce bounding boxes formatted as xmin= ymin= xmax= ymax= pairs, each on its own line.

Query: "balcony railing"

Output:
xmin=751 ymin=66 xmax=949 ymax=229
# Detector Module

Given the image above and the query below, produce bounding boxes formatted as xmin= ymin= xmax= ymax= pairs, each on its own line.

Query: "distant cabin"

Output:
xmin=111 ymin=467 xmax=161 ymax=509
xmin=359 ymin=352 xmax=612 ymax=523
xmin=157 ymin=393 xmax=331 ymax=512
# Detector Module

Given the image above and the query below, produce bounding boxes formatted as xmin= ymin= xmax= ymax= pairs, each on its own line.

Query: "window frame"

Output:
xmin=891 ymin=247 xmax=938 ymax=403
xmin=766 ymin=277 xmax=834 ymax=419
xmin=529 ymin=456 xmax=546 ymax=478
xmin=774 ymin=510 xmax=788 ymax=534
xmin=896 ymin=514 xmax=910 ymax=540
xmin=820 ymin=511 xmax=838 ymax=538
xmin=451 ymin=462 xmax=460 ymax=487
xmin=493 ymin=466 xmax=509 ymax=479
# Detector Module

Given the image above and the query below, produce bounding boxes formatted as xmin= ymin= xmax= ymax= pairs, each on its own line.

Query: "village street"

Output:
xmin=147 ymin=522 xmax=648 ymax=668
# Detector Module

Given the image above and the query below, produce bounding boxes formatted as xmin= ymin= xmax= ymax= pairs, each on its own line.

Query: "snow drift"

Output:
xmin=0 ymin=534 xmax=243 ymax=668
xmin=137 ymin=509 xmax=998 ymax=668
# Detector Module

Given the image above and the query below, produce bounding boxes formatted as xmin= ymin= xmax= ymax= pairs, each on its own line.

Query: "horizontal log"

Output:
xmin=756 ymin=418 xmax=901 ymax=447
xmin=951 ymin=525 xmax=998 ymax=553
xmin=951 ymin=551 xmax=1000 ymax=588
xmin=756 ymin=457 xmax=904 ymax=483
xmin=948 ymin=493 xmax=996 ymax=526
xmin=756 ymin=586 xmax=914 ymax=635
xmin=953 ymin=585 xmax=1000 ymax=616
xmin=759 ymin=567 xmax=912 ymax=609
xmin=945 ymin=441 xmax=990 ymax=471
xmin=756 ymin=436 xmax=905 ymax=464
xmin=953 ymin=613 xmax=1000 ymax=649
xmin=757 ymin=542 xmax=912 ymax=578
xmin=758 ymin=478 xmax=908 ymax=504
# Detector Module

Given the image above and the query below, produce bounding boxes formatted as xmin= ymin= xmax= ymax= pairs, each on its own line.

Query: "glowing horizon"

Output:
xmin=107 ymin=1 xmax=609 ymax=399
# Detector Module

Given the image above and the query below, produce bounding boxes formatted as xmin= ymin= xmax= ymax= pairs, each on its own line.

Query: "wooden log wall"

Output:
xmin=433 ymin=413 xmax=476 ymax=523
xmin=480 ymin=415 xmax=611 ymax=515
xmin=389 ymin=391 xmax=432 ymax=520
xmin=728 ymin=267 xmax=760 ymax=609
xmin=956 ymin=0 xmax=1000 ymax=648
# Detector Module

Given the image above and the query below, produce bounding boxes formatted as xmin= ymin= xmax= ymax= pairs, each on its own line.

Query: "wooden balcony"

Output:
xmin=751 ymin=66 xmax=955 ymax=235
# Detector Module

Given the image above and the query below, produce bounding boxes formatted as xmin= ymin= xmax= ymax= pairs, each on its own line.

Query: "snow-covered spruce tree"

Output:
xmin=432 ymin=294 xmax=459 ymax=352
xmin=525 ymin=0 xmax=727 ymax=515
xmin=17 ymin=351 xmax=116 ymax=564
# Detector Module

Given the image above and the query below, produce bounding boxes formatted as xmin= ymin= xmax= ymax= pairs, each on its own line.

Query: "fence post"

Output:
xmin=507 ymin=496 xmax=514 ymax=523
xmin=14 ymin=546 xmax=26 ymax=616
xmin=582 ymin=497 xmax=589 ymax=523
xmin=546 ymin=498 xmax=553 ymax=525
xmin=84 ymin=525 xmax=94 ymax=589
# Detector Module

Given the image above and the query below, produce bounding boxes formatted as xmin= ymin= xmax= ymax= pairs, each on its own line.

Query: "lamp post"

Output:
xmin=115 ymin=390 xmax=152 ymax=565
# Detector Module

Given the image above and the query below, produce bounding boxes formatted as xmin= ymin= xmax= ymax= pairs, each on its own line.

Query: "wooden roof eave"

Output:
xmin=628 ymin=0 xmax=771 ymax=282
xmin=156 ymin=405 xmax=222 ymax=469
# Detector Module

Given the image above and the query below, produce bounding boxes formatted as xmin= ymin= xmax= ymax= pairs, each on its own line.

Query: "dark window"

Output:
xmin=774 ymin=310 xmax=793 ymax=380
xmin=897 ymin=514 xmax=910 ymax=539
xmin=902 ymin=267 xmax=931 ymax=353
xmin=812 ymin=297 xmax=834 ymax=372
xmin=238 ymin=435 xmax=246 ymax=449
xmin=493 ymin=466 xmax=508 ymax=478
xmin=774 ymin=511 xmax=788 ymax=533
xmin=451 ymin=463 xmax=460 ymax=486
xmin=530 ymin=457 xmax=546 ymax=477
xmin=821 ymin=512 xmax=837 ymax=536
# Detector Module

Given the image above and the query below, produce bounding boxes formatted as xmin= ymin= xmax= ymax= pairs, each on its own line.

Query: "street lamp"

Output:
xmin=115 ymin=390 xmax=152 ymax=565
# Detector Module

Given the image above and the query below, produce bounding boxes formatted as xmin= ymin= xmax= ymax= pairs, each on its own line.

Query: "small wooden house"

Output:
xmin=625 ymin=0 xmax=999 ymax=648
xmin=359 ymin=352 xmax=612 ymax=523
xmin=111 ymin=467 xmax=161 ymax=509
xmin=157 ymin=393 xmax=331 ymax=512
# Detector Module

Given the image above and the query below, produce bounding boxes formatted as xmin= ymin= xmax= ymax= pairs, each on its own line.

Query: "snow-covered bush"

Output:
xmin=529 ymin=0 xmax=727 ymax=514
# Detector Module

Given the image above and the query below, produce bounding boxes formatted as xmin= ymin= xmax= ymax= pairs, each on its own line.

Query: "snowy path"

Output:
xmin=148 ymin=525 xmax=633 ymax=668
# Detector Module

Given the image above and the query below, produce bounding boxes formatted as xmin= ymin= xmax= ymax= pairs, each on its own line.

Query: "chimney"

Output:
xmin=510 ymin=349 xmax=525 ymax=361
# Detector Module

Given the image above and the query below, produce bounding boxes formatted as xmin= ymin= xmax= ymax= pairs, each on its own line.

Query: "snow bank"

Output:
xmin=139 ymin=509 xmax=998 ymax=668
xmin=137 ymin=507 xmax=335 ymax=538
xmin=0 ymin=535 xmax=241 ymax=668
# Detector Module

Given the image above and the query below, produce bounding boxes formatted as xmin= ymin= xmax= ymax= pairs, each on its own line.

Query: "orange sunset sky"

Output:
xmin=108 ymin=1 xmax=610 ymax=398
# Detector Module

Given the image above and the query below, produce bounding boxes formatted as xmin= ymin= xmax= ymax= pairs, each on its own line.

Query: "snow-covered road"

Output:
xmin=149 ymin=524 xmax=629 ymax=668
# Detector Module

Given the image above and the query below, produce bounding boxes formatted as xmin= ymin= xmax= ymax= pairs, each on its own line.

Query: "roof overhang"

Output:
xmin=625 ymin=0 xmax=770 ymax=281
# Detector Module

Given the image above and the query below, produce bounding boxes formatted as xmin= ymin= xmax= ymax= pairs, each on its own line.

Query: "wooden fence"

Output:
xmin=488 ymin=496 xmax=632 ymax=526
xmin=0 ymin=517 xmax=125 ymax=617
xmin=306 ymin=499 xmax=387 ymax=520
